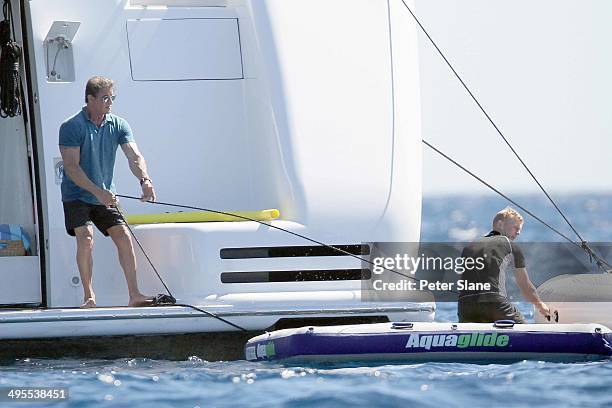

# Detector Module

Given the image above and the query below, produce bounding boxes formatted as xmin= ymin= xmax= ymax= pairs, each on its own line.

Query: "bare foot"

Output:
xmin=80 ymin=297 xmax=96 ymax=308
xmin=128 ymin=293 xmax=155 ymax=307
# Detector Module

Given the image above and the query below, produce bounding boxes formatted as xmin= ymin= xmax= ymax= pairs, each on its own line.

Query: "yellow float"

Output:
xmin=125 ymin=209 xmax=280 ymax=224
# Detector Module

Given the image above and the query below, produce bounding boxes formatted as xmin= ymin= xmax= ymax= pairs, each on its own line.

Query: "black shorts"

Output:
xmin=457 ymin=293 xmax=526 ymax=324
xmin=63 ymin=200 xmax=125 ymax=237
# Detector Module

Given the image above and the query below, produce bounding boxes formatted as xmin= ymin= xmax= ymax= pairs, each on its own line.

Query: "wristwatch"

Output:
xmin=139 ymin=177 xmax=152 ymax=186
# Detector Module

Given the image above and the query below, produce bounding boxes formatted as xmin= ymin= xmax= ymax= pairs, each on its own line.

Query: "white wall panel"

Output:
xmin=127 ymin=18 xmax=243 ymax=80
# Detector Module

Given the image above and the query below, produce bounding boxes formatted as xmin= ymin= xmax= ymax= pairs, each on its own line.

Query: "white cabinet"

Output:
xmin=0 ymin=256 xmax=42 ymax=305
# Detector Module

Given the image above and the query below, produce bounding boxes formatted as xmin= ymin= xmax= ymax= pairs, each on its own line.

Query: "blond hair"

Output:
xmin=492 ymin=207 xmax=523 ymax=228
xmin=85 ymin=76 xmax=114 ymax=103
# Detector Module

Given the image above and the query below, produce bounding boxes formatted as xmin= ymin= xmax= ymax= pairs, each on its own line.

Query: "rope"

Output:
xmin=115 ymin=194 xmax=446 ymax=291
xmin=399 ymin=0 xmax=582 ymax=240
xmin=422 ymin=139 xmax=612 ymax=272
xmin=174 ymin=303 xmax=249 ymax=332
xmin=115 ymin=194 xmax=446 ymax=327
xmin=115 ymin=204 xmax=173 ymax=296
xmin=399 ymin=0 xmax=608 ymax=270
xmin=0 ymin=0 xmax=23 ymax=118
xmin=114 ymin=204 xmax=249 ymax=332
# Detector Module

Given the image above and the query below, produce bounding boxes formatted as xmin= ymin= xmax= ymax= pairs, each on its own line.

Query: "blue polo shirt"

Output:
xmin=59 ymin=107 xmax=135 ymax=204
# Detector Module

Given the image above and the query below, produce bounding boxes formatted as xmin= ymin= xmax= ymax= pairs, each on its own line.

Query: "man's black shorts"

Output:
xmin=457 ymin=293 xmax=526 ymax=324
xmin=63 ymin=200 xmax=125 ymax=236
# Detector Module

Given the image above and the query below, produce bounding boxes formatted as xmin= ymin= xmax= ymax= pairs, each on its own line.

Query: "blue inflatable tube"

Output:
xmin=245 ymin=322 xmax=612 ymax=363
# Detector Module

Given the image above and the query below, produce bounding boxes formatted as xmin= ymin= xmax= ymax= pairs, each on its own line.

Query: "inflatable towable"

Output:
xmin=245 ymin=321 xmax=612 ymax=363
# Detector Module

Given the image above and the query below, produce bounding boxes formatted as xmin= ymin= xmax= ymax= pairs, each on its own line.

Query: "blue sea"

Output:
xmin=1 ymin=194 xmax=611 ymax=407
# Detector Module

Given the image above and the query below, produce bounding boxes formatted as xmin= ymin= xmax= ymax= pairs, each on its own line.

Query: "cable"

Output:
xmin=174 ymin=303 xmax=248 ymax=332
xmin=116 ymin=194 xmax=446 ymax=327
xmin=115 ymin=204 xmax=173 ymax=296
xmin=399 ymin=2 xmax=584 ymax=241
xmin=116 ymin=194 xmax=441 ymax=288
xmin=399 ymin=0 xmax=608 ymax=269
xmin=114 ymin=204 xmax=249 ymax=332
xmin=422 ymin=139 xmax=612 ymax=271
xmin=117 ymin=196 xmax=447 ymax=328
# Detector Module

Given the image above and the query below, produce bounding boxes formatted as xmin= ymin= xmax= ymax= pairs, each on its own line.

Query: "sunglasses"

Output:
xmin=100 ymin=95 xmax=116 ymax=103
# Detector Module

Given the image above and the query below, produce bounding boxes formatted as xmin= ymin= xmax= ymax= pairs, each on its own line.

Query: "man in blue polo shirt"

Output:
xmin=59 ymin=76 xmax=156 ymax=308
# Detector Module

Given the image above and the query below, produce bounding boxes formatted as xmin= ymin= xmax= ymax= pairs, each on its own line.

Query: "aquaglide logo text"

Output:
xmin=405 ymin=332 xmax=510 ymax=350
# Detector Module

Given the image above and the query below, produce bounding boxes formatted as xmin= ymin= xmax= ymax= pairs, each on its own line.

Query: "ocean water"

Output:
xmin=1 ymin=194 xmax=611 ymax=408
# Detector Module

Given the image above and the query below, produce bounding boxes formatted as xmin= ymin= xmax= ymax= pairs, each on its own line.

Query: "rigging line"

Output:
xmin=115 ymin=194 xmax=451 ymax=291
xmin=399 ymin=0 xmax=586 ymax=244
xmin=173 ymin=304 xmax=248 ymax=332
xmin=115 ymin=204 xmax=173 ymax=297
xmin=422 ymin=139 xmax=612 ymax=271
xmin=115 ymin=204 xmax=249 ymax=332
